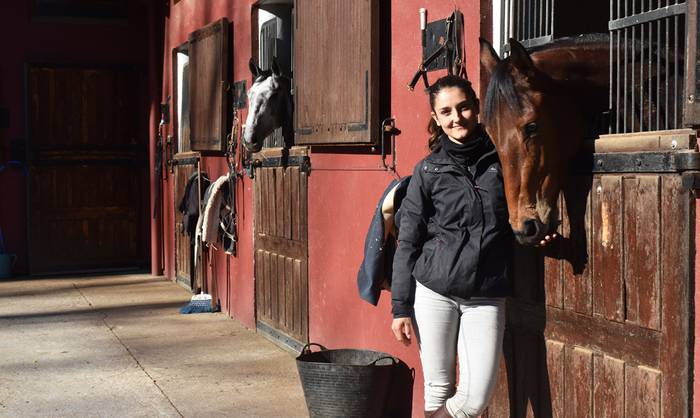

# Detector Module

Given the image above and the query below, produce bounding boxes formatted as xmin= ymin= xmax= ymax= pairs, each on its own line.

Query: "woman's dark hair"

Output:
xmin=427 ymin=75 xmax=478 ymax=151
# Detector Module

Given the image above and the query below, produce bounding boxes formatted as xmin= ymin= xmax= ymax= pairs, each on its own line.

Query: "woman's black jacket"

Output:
xmin=391 ymin=134 xmax=513 ymax=318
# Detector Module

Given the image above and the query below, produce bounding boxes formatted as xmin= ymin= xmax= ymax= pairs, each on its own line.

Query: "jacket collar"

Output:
xmin=426 ymin=132 xmax=498 ymax=169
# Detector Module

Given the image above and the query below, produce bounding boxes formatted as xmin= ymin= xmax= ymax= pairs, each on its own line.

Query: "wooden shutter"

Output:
xmin=294 ymin=0 xmax=380 ymax=145
xmin=188 ymin=18 xmax=230 ymax=153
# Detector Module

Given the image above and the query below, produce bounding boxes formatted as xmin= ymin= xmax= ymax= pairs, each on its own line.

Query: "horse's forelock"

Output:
xmin=483 ymin=61 xmax=525 ymax=128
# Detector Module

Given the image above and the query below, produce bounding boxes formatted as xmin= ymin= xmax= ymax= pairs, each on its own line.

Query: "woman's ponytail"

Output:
xmin=427 ymin=118 xmax=443 ymax=151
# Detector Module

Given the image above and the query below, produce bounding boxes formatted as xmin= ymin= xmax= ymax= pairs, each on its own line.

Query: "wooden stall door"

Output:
xmin=487 ymin=172 xmax=692 ymax=418
xmin=254 ymin=148 xmax=309 ymax=351
xmin=27 ymin=66 xmax=147 ymax=274
xmin=172 ymin=155 xmax=198 ymax=290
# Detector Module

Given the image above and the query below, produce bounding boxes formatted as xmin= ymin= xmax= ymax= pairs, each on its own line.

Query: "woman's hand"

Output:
xmin=536 ymin=232 xmax=559 ymax=247
xmin=391 ymin=317 xmax=414 ymax=346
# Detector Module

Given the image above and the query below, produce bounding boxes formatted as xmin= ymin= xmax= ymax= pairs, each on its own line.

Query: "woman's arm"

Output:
xmin=391 ymin=162 xmax=431 ymax=319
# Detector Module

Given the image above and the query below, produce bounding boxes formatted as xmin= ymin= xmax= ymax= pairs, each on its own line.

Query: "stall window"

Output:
xmin=172 ymin=44 xmax=191 ymax=153
xmin=254 ymin=2 xmax=293 ymax=149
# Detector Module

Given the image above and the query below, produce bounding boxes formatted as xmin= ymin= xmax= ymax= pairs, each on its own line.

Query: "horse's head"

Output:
xmin=480 ymin=38 xmax=588 ymax=246
xmin=243 ymin=58 xmax=293 ymax=153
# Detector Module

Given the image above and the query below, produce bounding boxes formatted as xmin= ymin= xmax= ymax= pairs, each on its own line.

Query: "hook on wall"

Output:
xmin=380 ymin=117 xmax=401 ymax=173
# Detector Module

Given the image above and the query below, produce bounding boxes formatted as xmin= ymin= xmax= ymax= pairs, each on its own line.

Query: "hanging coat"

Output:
xmin=356 ymin=176 xmax=411 ymax=306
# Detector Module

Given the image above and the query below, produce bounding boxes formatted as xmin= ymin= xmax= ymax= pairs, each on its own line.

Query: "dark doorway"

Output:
xmin=27 ymin=65 xmax=148 ymax=275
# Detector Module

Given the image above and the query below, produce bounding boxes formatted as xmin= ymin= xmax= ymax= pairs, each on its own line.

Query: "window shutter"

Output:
xmin=294 ymin=0 xmax=380 ymax=145
xmin=188 ymin=18 xmax=230 ymax=153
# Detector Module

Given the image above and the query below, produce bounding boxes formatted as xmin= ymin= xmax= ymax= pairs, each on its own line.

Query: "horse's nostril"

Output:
xmin=522 ymin=219 xmax=538 ymax=238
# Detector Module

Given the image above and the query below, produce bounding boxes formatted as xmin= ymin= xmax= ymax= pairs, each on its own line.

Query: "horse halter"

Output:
xmin=408 ymin=9 xmax=466 ymax=91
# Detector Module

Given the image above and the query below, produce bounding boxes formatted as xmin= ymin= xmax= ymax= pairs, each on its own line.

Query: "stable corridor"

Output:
xmin=0 ymin=274 xmax=307 ymax=417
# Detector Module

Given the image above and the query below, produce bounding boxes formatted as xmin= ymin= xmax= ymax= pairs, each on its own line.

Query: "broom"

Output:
xmin=180 ymin=291 xmax=213 ymax=314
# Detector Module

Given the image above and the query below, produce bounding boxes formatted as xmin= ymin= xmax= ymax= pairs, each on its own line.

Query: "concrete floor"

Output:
xmin=0 ymin=274 xmax=308 ymax=418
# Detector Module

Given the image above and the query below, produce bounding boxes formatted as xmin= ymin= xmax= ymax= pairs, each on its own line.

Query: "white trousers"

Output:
xmin=413 ymin=281 xmax=506 ymax=417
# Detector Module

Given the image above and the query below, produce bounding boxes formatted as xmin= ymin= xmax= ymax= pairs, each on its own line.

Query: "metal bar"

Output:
xmin=674 ymin=14 xmax=678 ymax=127
xmin=609 ymin=3 xmax=687 ymax=31
xmin=170 ymin=157 xmax=199 ymax=166
xmin=617 ymin=0 xmax=622 ymax=133
xmin=501 ymin=0 xmax=507 ymax=55
xmin=640 ymin=4 xmax=645 ymax=131
xmin=539 ymin=0 xmax=543 ymax=37
xmin=257 ymin=155 xmax=310 ymax=168
xmin=649 ymin=18 xmax=653 ymax=130
xmin=624 ymin=24 xmax=628 ymax=132
xmin=507 ymin=0 xmax=512 ymax=52
xmin=531 ymin=0 xmax=535 ymax=39
xmin=256 ymin=320 xmax=304 ymax=353
xmin=518 ymin=0 xmax=523 ymax=40
xmin=583 ymin=151 xmax=700 ymax=173
xmin=666 ymin=15 xmax=670 ymax=129
xmin=508 ymin=0 xmax=518 ymax=38
xmin=610 ymin=0 xmax=614 ymax=133
xmin=694 ymin=0 xmax=700 ymax=120
xmin=519 ymin=35 xmax=554 ymax=49
xmin=657 ymin=17 xmax=661 ymax=130
xmin=632 ymin=0 xmax=636 ymax=131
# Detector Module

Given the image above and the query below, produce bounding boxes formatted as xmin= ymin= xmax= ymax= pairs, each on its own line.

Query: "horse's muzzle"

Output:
xmin=513 ymin=218 xmax=547 ymax=246
xmin=241 ymin=126 xmax=262 ymax=153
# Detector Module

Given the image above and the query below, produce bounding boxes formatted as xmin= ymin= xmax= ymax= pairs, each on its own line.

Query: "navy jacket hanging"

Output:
xmin=178 ymin=172 xmax=210 ymax=243
xmin=357 ymin=176 xmax=411 ymax=306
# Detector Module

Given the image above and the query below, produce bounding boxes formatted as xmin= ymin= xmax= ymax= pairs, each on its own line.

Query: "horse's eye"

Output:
xmin=524 ymin=122 xmax=538 ymax=138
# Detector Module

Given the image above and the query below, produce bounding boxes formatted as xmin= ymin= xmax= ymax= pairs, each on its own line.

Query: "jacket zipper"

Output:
xmin=437 ymin=159 xmax=486 ymax=281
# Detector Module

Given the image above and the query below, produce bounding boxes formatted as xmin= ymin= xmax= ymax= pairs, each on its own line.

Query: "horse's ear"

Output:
xmin=249 ymin=58 xmax=261 ymax=78
xmin=271 ymin=57 xmax=281 ymax=76
xmin=508 ymin=38 xmax=535 ymax=74
xmin=479 ymin=38 xmax=499 ymax=77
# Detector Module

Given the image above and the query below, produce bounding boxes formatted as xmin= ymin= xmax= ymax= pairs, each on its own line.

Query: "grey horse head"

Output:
xmin=242 ymin=58 xmax=293 ymax=153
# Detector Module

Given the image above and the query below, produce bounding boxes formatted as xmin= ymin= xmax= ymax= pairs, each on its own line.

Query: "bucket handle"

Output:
xmin=300 ymin=342 xmax=327 ymax=355
xmin=368 ymin=356 xmax=398 ymax=367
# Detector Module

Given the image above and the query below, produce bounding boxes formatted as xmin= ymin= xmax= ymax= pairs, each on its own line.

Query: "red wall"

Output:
xmin=160 ymin=0 xmax=257 ymax=329
xmin=0 ymin=1 xmax=149 ymax=274
xmin=161 ymin=1 xmax=484 ymax=414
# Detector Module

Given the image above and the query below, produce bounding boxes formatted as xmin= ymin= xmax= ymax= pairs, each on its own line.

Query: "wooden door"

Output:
xmin=294 ymin=0 xmax=380 ymax=146
xmin=488 ymin=172 xmax=691 ymax=417
xmin=254 ymin=147 xmax=309 ymax=351
xmin=27 ymin=66 xmax=147 ymax=274
xmin=172 ymin=154 xmax=198 ymax=290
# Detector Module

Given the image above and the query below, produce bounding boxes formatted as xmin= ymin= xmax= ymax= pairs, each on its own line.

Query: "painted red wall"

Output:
xmin=160 ymin=0 xmax=257 ymax=329
xmin=161 ymin=1 xmax=484 ymax=415
xmin=0 ymin=1 xmax=149 ymax=275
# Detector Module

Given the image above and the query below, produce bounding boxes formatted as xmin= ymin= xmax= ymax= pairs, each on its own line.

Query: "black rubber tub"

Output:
xmin=296 ymin=343 xmax=397 ymax=418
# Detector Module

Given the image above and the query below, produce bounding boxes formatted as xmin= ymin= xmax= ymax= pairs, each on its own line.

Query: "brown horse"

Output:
xmin=479 ymin=36 xmax=609 ymax=246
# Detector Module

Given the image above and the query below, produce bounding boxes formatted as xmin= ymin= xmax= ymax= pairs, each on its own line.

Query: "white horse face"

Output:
xmin=242 ymin=58 xmax=292 ymax=153
xmin=243 ymin=75 xmax=279 ymax=152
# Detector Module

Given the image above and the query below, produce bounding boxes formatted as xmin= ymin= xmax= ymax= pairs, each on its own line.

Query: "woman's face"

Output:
xmin=431 ymin=86 xmax=479 ymax=143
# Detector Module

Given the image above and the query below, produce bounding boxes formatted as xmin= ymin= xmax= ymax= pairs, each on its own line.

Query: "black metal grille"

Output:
xmin=501 ymin=0 xmax=554 ymax=52
xmin=610 ymin=1 xmax=687 ymax=133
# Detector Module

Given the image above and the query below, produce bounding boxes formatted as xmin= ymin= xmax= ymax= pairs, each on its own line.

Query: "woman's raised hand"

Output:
xmin=391 ymin=317 xmax=414 ymax=346
xmin=536 ymin=232 xmax=559 ymax=247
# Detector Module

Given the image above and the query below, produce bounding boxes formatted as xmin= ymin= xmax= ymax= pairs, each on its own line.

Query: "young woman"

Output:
xmin=390 ymin=75 xmax=554 ymax=417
